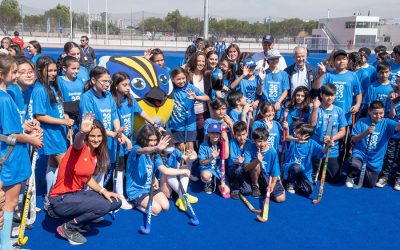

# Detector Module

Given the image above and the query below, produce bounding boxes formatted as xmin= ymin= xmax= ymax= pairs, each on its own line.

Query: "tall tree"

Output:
xmin=0 ymin=0 xmax=21 ymax=35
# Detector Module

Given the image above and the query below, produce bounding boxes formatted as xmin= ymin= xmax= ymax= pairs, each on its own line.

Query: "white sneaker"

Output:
xmin=394 ymin=179 xmax=400 ymax=191
xmin=286 ymin=183 xmax=295 ymax=194
xmin=121 ymin=197 xmax=133 ymax=210
xmin=345 ymin=177 xmax=355 ymax=188
xmin=375 ymin=178 xmax=388 ymax=188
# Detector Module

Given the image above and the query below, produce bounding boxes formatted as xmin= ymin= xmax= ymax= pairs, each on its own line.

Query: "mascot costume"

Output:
xmin=99 ymin=56 xmax=174 ymax=131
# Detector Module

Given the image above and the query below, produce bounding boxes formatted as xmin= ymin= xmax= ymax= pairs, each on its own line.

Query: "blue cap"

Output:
xmin=207 ymin=123 xmax=222 ymax=133
xmin=243 ymin=58 xmax=257 ymax=68
xmin=262 ymin=35 xmax=274 ymax=43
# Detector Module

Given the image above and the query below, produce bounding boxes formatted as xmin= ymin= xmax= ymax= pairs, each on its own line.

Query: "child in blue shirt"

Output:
xmin=167 ymin=67 xmax=209 ymax=153
xmin=230 ymin=58 xmax=264 ymax=111
xmin=199 ymin=123 xmax=230 ymax=195
xmin=361 ymin=62 xmax=393 ymax=116
xmin=283 ymin=123 xmax=330 ymax=195
xmin=243 ymin=127 xmax=285 ymax=202
xmin=32 ymin=56 xmax=74 ymax=201
xmin=309 ymin=84 xmax=346 ymax=183
xmin=0 ymin=55 xmax=43 ymax=250
xmin=227 ymin=89 xmax=253 ymax=125
xmin=126 ymin=125 xmax=190 ymax=215
xmin=227 ymin=121 xmax=251 ymax=199
xmin=204 ymin=98 xmax=234 ymax=139
xmin=314 ymin=49 xmax=362 ymax=126
xmin=251 ymin=101 xmax=283 ymax=152
xmin=110 ymin=71 xmax=155 ymax=209
xmin=256 ymin=49 xmax=289 ymax=120
xmin=345 ymin=100 xmax=400 ymax=188
xmin=158 ymin=132 xmax=198 ymax=212
xmin=285 ymin=86 xmax=312 ymax=135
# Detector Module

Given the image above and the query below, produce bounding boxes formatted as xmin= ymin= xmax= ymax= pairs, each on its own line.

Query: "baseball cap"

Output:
xmin=243 ymin=58 xmax=257 ymax=68
xmin=332 ymin=50 xmax=347 ymax=61
xmin=207 ymin=123 xmax=222 ymax=133
xmin=14 ymin=31 xmax=19 ymax=36
xmin=266 ymin=49 xmax=281 ymax=60
xmin=262 ymin=35 xmax=274 ymax=43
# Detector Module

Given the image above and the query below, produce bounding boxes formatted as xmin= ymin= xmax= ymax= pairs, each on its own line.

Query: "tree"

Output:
xmin=0 ymin=0 xmax=21 ymax=35
xmin=164 ymin=10 xmax=183 ymax=37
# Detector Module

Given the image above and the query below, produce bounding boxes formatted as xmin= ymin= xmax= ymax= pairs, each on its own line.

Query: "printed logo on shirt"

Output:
xmin=268 ymin=81 xmax=280 ymax=99
xmin=100 ymin=109 xmax=112 ymax=130
xmin=368 ymin=132 xmax=379 ymax=151
xmin=145 ymin=164 xmax=153 ymax=185
xmin=121 ymin=113 xmax=132 ymax=135
xmin=333 ymin=81 xmax=346 ymax=100
xmin=68 ymin=92 xmax=81 ymax=101
xmin=267 ymin=134 xmax=276 ymax=149
xmin=244 ymin=85 xmax=257 ymax=104
xmin=56 ymin=97 xmax=65 ymax=119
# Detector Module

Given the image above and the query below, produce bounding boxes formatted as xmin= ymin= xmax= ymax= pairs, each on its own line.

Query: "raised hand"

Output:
xmin=257 ymin=148 xmax=264 ymax=164
xmin=211 ymin=145 xmax=220 ymax=159
xmin=258 ymin=68 xmax=266 ymax=81
xmin=318 ymin=62 xmax=327 ymax=74
xmin=157 ymin=135 xmax=171 ymax=152
xmin=186 ymin=89 xmax=197 ymax=100
xmin=242 ymin=66 xmax=250 ymax=77
xmin=80 ymin=112 xmax=94 ymax=133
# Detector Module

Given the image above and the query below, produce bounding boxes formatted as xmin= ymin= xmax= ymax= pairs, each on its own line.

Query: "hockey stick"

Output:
xmin=26 ymin=150 xmax=39 ymax=227
xmin=353 ymin=123 xmax=375 ymax=189
xmin=219 ymin=126 xmax=230 ymax=198
xmin=68 ymin=126 xmax=73 ymax=145
xmin=17 ymin=150 xmax=38 ymax=246
xmin=177 ymin=174 xmax=199 ymax=225
xmin=256 ymin=175 xmax=272 ymax=222
xmin=312 ymin=125 xmax=335 ymax=204
xmin=139 ymin=171 xmax=157 ymax=234
xmin=239 ymin=193 xmax=261 ymax=214
xmin=313 ymin=114 xmax=332 ymax=185
xmin=280 ymin=108 xmax=289 ymax=166
xmin=109 ymin=143 xmax=121 ymax=220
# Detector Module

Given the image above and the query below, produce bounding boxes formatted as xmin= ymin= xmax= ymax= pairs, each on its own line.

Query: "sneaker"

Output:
xmin=190 ymin=174 xmax=199 ymax=182
xmin=345 ymin=177 xmax=355 ymax=188
xmin=120 ymin=197 xmax=133 ymax=210
xmin=230 ymin=190 xmax=240 ymax=200
xmin=57 ymin=223 xmax=87 ymax=245
xmin=251 ymin=184 xmax=261 ymax=198
xmin=91 ymin=216 xmax=104 ymax=224
xmin=175 ymin=197 xmax=187 ymax=212
xmin=375 ymin=177 xmax=388 ymax=188
xmin=77 ymin=224 xmax=91 ymax=233
xmin=394 ymin=178 xmax=400 ymax=191
xmin=204 ymin=182 xmax=213 ymax=194
xmin=286 ymin=183 xmax=295 ymax=194
xmin=186 ymin=193 xmax=198 ymax=204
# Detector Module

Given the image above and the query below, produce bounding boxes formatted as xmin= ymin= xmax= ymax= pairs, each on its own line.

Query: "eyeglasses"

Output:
xmin=19 ymin=71 xmax=34 ymax=76
xmin=97 ymin=79 xmax=112 ymax=85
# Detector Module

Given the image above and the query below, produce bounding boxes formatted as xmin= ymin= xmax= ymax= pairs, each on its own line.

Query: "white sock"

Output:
xmin=180 ymin=176 xmax=189 ymax=194
xmin=46 ymin=165 xmax=57 ymax=195
xmin=115 ymin=171 xmax=124 ymax=196
xmin=167 ymin=176 xmax=181 ymax=196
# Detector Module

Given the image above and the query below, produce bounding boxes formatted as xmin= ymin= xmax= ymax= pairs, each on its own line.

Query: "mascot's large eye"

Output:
xmin=131 ymin=78 xmax=146 ymax=90
xmin=158 ymin=74 xmax=168 ymax=85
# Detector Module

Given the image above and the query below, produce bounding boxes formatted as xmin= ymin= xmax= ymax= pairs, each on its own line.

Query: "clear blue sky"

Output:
xmin=19 ymin=0 xmax=399 ymax=21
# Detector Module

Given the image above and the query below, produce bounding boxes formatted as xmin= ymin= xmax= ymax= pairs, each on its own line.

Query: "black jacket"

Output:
xmin=284 ymin=63 xmax=318 ymax=98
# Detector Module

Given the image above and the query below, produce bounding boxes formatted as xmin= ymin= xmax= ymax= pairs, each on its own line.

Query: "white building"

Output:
xmin=377 ymin=18 xmax=400 ymax=46
xmin=306 ymin=15 xmax=379 ymax=51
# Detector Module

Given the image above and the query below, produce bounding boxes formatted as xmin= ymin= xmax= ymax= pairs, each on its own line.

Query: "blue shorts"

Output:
xmin=130 ymin=189 xmax=162 ymax=207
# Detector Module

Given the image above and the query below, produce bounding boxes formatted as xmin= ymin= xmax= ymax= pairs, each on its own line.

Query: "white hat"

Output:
xmin=266 ymin=49 xmax=281 ymax=60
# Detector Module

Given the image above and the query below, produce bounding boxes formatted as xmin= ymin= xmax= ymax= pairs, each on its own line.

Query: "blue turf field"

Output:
xmin=20 ymin=48 xmax=394 ymax=250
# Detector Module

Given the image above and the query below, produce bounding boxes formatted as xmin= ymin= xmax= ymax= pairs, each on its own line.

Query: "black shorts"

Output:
xmin=240 ymin=171 xmax=285 ymax=199
xmin=171 ymin=130 xmax=197 ymax=144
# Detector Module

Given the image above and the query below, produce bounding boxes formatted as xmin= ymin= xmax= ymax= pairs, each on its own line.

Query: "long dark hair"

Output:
xmin=136 ymin=124 xmax=161 ymax=148
xmin=84 ymin=66 xmax=110 ymax=92
xmin=287 ymin=86 xmax=311 ymax=112
xmin=86 ymin=119 xmax=110 ymax=174
xmin=110 ymin=71 xmax=133 ymax=107
xmin=185 ymin=51 xmax=206 ymax=83
xmin=36 ymin=56 xmax=63 ymax=105
xmin=256 ymin=101 xmax=275 ymax=120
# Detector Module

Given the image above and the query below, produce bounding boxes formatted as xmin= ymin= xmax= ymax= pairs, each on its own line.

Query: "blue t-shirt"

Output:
xmin=228 ymin=138 xmax=250 ymax=168
xmin=229 ymin=108 xmax=243 ymax=124
xmin=283 ymin=140 xmax=323 ymax=182
xmin=198 ymin=141 xmax=222 ymax=179
xmin=32 ymin=84 xmax=68 ymax=155
xmin=80 ymin=89 xmax=118 ymax=163
xmin=236 ymin=76 xmax=260 ymax=105
xmin=251 ymin=120 xmax=283 ymax=151
xmin=286 ymin=107 xmax=310 ymax=135
xmin=355 ymin=68 xmax=371 ymax=94
xmin=31 ymin=53 xmax=41 ymax=65
xmin=352 ymin=117 xmax=398 ymax=172
xmin=117 ymin=96 xmax=143 ymax=155
xmin=362 ymin=81 xmax=393 ymax=115
xmin=261 ymin=70 xmax=290 ymax=103
xmin=126 ymin=145 xmax=164 ymax=200
xmin=389 ymin=61 xmax=400 ymax=85
xmin=7 ymin=84 xmax=26 ymax=125
xmin=165 ymin=148 xmax=183 ymax=169
xmin=310 ymin=105 xmax=346 ymax=158
xmin=363 ymin=65 xmax=377 ymax=84
xmin=0 ymin=90 xmax=31 ymax=187
xmin=392 ymin=99 xmax=400 ymax=140
xmin=58 ymin=76 xmax=85 ymax=102
xmin=322 ymin=71 xmax=362 ymax=125
xmin=26 ymin=83 xmax=40 ymax=122
xmin=168 ymin=83 xmax=204 ymax=132
xmin=243 ymin=143 xmax=280 ymax=177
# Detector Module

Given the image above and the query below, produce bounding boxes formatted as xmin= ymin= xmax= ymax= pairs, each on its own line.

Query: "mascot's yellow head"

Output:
xmin=99 ymin=56 xmax=174 ymax=131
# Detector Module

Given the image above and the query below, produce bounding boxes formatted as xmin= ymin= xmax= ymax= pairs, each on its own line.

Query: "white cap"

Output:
xmin=266 ymin=49 xmax=281 ymax=60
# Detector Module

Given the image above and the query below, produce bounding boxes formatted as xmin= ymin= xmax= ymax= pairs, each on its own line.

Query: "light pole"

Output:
xmin=88 ymin=0 xmax=91 ymax=36
xmin=105 ymin=0 xmax=108 ymax=44
xmin=69 ymin=0 xmax=73 ymax=40
xmin=203 ymin=0 xmax=209 ymax=39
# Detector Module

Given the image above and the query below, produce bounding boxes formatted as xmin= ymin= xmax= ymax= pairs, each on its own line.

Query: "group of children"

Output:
xmin=0 ymin=37 xmax=400 ymax=247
